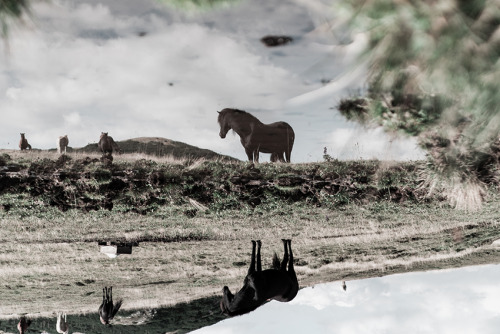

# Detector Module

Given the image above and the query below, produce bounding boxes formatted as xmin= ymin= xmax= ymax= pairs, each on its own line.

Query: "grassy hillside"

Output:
xmin=0 ymin=152 xmax=499 ymax=333
xmin=53 ymin=136 xmax=237 ymax=161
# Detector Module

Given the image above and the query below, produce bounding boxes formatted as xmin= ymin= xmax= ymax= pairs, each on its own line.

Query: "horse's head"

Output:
xmin=100 ymin=132 xmax=108 ymax=140
xmin=217 ymin=110 xmax=231 ymax=139
xmin=100 ymin=316 xmax=109 ymax=325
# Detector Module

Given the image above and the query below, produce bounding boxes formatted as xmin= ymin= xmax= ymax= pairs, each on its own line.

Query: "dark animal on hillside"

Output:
xmin=19 ymin=133 xmax=32 ymax=151
xmin=99 ymin=286 xmax=123 ymax=325
xmin=58 ymin=135 xmax=69 ymax=154
xmin=220 ymin=239 xmax=298 ymax=317
xmin=217 ymin=108 xmax=295 ymax=163
xmin=17 ymin=317 xmax=31 ymax=334
xmin=98 ymin=132 xmax=121 ymax=156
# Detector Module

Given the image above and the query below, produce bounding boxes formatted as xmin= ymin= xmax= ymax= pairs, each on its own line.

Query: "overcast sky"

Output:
xmin=0 ymin=0 xmax=425 ymax=162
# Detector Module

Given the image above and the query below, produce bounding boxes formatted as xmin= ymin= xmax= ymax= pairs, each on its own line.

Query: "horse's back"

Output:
xmin=254 ymin=121 xmax=294 ymax=155
xmin=255 ymin=269 xmax=297 ymax=301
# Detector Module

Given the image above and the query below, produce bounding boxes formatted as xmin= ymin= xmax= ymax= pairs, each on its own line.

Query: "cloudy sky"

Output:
xmin=0 ymin=0 xmax=425 ymax=162
xmin=193 ymin=264 xmax=500 ymax=334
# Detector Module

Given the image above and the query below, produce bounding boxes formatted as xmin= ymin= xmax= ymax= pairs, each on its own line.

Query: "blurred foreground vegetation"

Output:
xmin=338 ymin=0 xmax=500 ymax=210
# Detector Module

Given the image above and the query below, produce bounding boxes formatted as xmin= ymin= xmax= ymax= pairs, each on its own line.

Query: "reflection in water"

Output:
xmin=0 ymin=295 xmax=225 ymax=333
xmin=221 ymin=240 xmax=299 ymax=317
xmin=98 ymin=242 xmax=138 ymax=259
xmin=17 ymin=317 xmax=31 ymax=334
xmin=98 ymin=287 xmax=123 ymax=326
xmin=4 ymin=265 xmax=498 ymax=333
xmin=194 ymin=264 xmax=500 ymax=334
xmin=56 ymin=312 xmax=69 ymax=334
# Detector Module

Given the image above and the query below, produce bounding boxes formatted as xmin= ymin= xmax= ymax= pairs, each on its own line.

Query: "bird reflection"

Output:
xmin=99 ymin=286 xmax=123 ymax=325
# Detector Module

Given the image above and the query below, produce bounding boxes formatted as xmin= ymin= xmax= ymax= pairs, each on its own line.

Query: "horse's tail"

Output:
xmin=272 ymin=252 xmax=281 ymax=270
xmin=110 ymin=138 xmax=121 ymax=154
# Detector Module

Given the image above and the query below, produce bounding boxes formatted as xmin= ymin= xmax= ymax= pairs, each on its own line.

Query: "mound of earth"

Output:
xmin=72 ymin=137 xmax=237 ymax=161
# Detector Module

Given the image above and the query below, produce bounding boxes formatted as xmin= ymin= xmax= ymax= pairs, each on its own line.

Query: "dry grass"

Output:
xmin=1 ymin=153 xmax=499 ymax=332
xmin=1 ymin=149 xmax=191 ymax=166
xmin=1 ymin=199 xmax=500 ymax=319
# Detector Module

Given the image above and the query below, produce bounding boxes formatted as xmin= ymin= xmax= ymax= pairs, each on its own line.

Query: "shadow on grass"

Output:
xmin=0 ymin=295 xmax=226 ymax=334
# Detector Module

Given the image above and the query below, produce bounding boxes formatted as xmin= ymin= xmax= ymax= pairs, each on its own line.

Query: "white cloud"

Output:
xmin=324 ymin=126 xmax=426 ymax=161
xmin=0 ymin=0 xmax=426 ymax=162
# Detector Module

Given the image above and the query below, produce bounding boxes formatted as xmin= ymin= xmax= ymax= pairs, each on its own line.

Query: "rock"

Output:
xmin=261 ymin=35 xmax=293 ymax=47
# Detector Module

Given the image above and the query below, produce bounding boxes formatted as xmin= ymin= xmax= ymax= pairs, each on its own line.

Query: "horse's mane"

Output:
xmin=219 ymin=108 xmax=263 ymax=124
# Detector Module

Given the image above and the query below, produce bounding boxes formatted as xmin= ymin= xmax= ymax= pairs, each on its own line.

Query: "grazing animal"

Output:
xmin=19 ymin=133 xmax=32 ymax=151
xmin=58 ymin=135 xmax=69 ymax=154
xmin=220 ymin=239 xmax=298 ymax=317
xmin=99 ymin=286 xmax=123 ymax=325
xmin=56 ymin=312 xmax=69 ymax=334
xmin=98 ymin=132 xmax=121 ymax=156
xmin=17 ymin=317 xmax=31 ymax=334
xmin=217 ymin=108 xmax=295 ymax=163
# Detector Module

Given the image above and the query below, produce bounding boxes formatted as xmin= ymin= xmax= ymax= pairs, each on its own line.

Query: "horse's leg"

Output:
xmin=280 ymin=239 xmax=288 ymax=271
xmin=253 ymin=147 xmax=260 ymax=163
xmin=248 ymin=240 xmax=256 ymax=275
xmin=286 ymin=239 xmax=298 ymax=300
xmin=245 ymin=148 xmax=253 ymax=162
xmin=256 ymin=240 xmax=262 ymax=272
xmin=287 ymin=240 xmax=294 ymax=273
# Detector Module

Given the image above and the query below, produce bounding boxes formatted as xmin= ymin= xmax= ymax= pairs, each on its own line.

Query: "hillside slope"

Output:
xmin=69 ymin=137 xmax=237 ymax=161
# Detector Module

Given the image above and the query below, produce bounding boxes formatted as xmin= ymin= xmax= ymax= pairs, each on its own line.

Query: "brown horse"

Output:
xmin=19 ymin=133 xmax=32 ymax=151
xmin=17 ymin=317 xmax=31 ymax=334
xmin=217 ymin=108 xmax=295 ymax=163
xmin=220 ymin=239 xmax=298 ymax=317
xmin=56 ymin=312 xmax=69 ymax=334
xmin=98 ymin=132 xmax=121 ymax=156
xmin=99 ymin=287 xmax=123 ymax=325
xmin=58 ymin=135 xmax=69 ymax=154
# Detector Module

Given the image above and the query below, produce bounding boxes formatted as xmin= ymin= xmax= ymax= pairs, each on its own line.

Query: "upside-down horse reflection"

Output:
xmin=220 ymin=239 xmax=298 ymax=316
xmin=99 ymin=286 xmax=123 ymax=325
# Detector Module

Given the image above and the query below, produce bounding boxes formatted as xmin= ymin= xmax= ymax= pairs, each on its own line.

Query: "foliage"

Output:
xmin=0 ymin=0 xmax=30 ymax=42
xmin=0 ymin=152 xmax=428 ymax=218
xmin=338 ymin=0 xmax=500 ymax=209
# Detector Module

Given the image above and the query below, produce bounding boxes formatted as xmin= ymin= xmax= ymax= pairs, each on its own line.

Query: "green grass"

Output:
xmin=1 ymin=151 xmax=500 ymax=332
